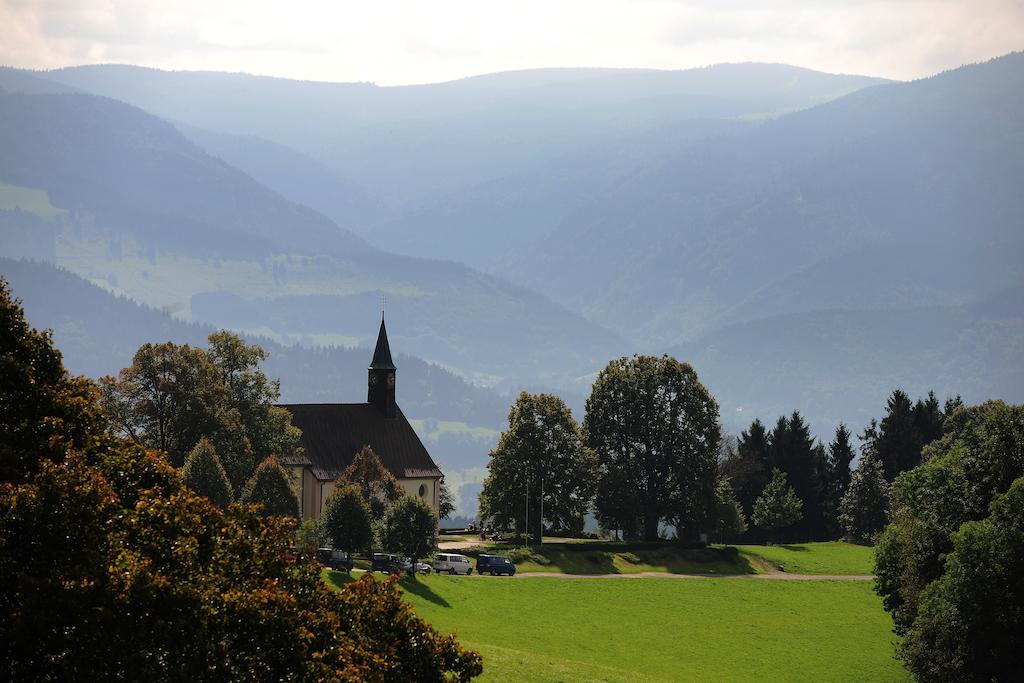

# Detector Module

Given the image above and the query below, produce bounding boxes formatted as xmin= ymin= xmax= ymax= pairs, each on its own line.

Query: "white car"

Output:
xmin=414 ymin=561 xmax=432 ymax=575
xmin=433 ymin=553 xmax=473 ymax=575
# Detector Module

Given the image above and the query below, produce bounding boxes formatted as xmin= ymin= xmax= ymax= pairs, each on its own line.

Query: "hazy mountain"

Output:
xmin=34 ymin=63 xmax=886 ymax=214
xmin=674 ymin=287 xmax=1024 ymax=438
xmin=0 ymin=89 xmax=627 ymax=387
xmin=494 ymin=53 xmax=1024 ymax=346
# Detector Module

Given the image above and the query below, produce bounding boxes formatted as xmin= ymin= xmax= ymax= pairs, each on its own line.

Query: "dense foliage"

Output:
xmin=874 ymin=401 xmax=1024 ymax=679
xmin=752 ymin=469 xmax=803 ymax=543
xmin=479 ymin=392 xmax=598 ymax=540
xmin=181 ymin=437 xmax=233 ymax=507
xmin=321 ymin=485 xmax=373 ymax=556
xmin=240 ymin=456 xmax=299 ymax=519
xmin=379 ymin=496 xmax=439 ymax=569
xmin=838 ymin=449 xmax=889 ymax=543
xmin=712 ymin=478 xmax=747 ymax=542
xmin=585 ymin=355 xmax=720 ymax=541
xmin=100 ymin=332 xmax=301 ymax=491
xmin=0 ymin=279 xmax=482 ymax=681
xmin=338 ymin=445 xmax=405 ymax=520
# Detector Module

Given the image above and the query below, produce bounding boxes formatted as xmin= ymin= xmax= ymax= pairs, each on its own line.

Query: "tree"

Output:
xmin=767 ymin=412 xmax=826 ymax=540
xmin=295 ymin=519 xmax=324 ymax=557
xmin=752 ymin=469 xmax=803 ymax=544
xmin=379 ymin=496 xmax=438 ymax=574
xmin=0 ymin=277 xmax=103 ymax=484
xmin=838 ymin=449 xmax=889 ymax=543
xmin=181 ymin=437 xmax=233 ymax=507
xmin=712 ymin=477 xmax=747 ymax=542
xmin=0 ymin=287 xmax=483 ymax=680
xmin=479 ymin=392 xmax=598 ymax=542
xmin=338 ymin=445 xmax=405 ymax=520
xmin=721 ymin=420 xmax=770 ymax=525
xmin=438 ymin=478 xmax=456 ymax=521
xmin=898 ymin=477 xmax=1024 ymax=681
xmin=241 ymin=456 xmax=299 ymax=518
xmin=875 ymin=401 xmax=1024 ymax=638
xmin=321 ymin=485 xmax=373 ymax=557
xmin=823 ymin=423 xmax=856 ymax=536
xmin=99 ymin=332 xmax=301 ymax=491
xmin=876 ymin=389 xmax=923 ymax=481
xmin=585 ymin=355 xmax=720 ymax=541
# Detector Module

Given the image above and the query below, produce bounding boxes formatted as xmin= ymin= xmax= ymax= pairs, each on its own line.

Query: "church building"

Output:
xmin=279 ymin=318 xmax=443 ymax=520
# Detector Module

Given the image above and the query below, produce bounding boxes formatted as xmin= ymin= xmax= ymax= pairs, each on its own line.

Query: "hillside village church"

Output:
xmin=279 ymin=318 xmax=443 ymax=520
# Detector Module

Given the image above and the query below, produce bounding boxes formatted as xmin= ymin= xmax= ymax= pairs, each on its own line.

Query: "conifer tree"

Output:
xmin=241 ymin=456 xmax=299 ymax=518
xmin=724 ymin=419 xmax=770 ymax=522
xmin=753 ymin=468 xmax=803 ymax=544
xmin=768 ymin=412 xmax=824 ymax=539
xmin=839 ymin=449 xmax=889 ymax=542
xmin=713 ymin=477 xmax=747 ymax=542
xmin=321 ymin=485 xmax=373 ymax=557
xmin=825 ymin=423 xmax=856 ymax=537
xmin=181 ymin=437 xmax=233 ymax=507
xmin=876 ymin=389 xmax=922 ymax=481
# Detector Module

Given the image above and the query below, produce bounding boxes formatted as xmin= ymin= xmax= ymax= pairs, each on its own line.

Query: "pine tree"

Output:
xmin=768 ymin=412 xmax=822 ymax=540
xmin=825 ymin=424 xmax=856 ymax=536
xmin=876 ymin=389 xmax=923 ymax=480
xmin=753 ymin=468 xmax=803 ymax=544
xmin=726 ymin=419 xmax=770 ymax=522
xmin=321 ymin=485 xmax=373 ymax=556
xmin=713 ymin=477 xmax=747 ymax=542
xmin=181 ymin=437 xmax=233 ymax=507
xmin=839 ymin=449 xmax=889 ymax=542
xmin=241 ymin=456 xmax=299 ymax=518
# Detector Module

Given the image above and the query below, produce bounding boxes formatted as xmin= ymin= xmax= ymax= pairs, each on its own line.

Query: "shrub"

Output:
xmin=241 ymin=456 xmax=299 ymax=518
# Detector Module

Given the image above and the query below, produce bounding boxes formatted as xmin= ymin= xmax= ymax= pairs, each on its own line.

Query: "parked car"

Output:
xmin=387 ymin=556 xmax=413 ymax=574
xmin=414 ymin=561 xmax=432 ymax=575
xmin=316 ymin=548 xmax=354 ymax=572
xmin=476 ymin=554 xmax=516 ymax=576
xmin=433 ymin=553 xmax=473 ymax=575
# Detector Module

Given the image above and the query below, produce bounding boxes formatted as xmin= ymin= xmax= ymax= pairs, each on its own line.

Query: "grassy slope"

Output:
xmin=344 ymin=574 xmax=903 ymax=682
xmin=734 ymin=542 xmax=875 ymax=575
xmin=0 ymin=182 xmax=65 ymax=217
xmin=446 ymin=541 xmax=873 ymax=576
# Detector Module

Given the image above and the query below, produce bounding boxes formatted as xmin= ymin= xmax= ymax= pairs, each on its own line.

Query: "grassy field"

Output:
xmin=327 ymin=572 xmax=904 ymax=682
xmin=733 ymin=542 xmax=875 ymax=575
xmin=438 ymin=541 xmax=874 ymax=576
xmin=0 ymin=182 xmax=66 ymax=217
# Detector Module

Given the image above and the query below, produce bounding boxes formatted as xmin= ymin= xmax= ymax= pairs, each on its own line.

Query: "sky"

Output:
xmin=1 ymin=0 xmax=1022 ymax=85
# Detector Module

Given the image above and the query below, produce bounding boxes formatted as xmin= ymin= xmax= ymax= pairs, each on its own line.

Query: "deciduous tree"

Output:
xmin=752 ymin=468 xmax=803 ymax=544
xmin=712 ymin=477 xmax=747 ymax=542
xmin=479 ymin=392 xmax=597 ymax=541
xmin=321 ymin=485 xmax=373 ymax=557
xmin=379 ymin=496 xmax=438 ymax=574
xmin=585 ymin=356 xmax=720 ymax=541
xmin=338 ymin=446 xmax=405 ymax=520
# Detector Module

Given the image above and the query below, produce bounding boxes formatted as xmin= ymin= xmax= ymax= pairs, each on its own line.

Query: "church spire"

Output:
xmin=368 ymin=316 xmax=397 ymax=417
xmin=369 ymin=318 xmax=396 ymax=370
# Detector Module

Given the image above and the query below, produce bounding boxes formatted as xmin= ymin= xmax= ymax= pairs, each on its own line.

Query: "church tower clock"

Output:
xmin=368 ymin=317 xmax=397 ymax=418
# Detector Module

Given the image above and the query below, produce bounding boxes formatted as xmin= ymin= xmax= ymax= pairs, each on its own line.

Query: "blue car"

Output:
xmin=476 ymin=554 xmax=516 ymax=576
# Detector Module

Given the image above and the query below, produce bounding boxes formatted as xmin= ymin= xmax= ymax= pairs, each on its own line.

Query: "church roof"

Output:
xmin=369 ymin=319 xmax=396 ymax=370
xmin=279 ymin=402 xmax=440 ymax=481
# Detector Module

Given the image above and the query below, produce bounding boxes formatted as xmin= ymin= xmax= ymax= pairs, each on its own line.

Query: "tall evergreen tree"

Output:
xmin=825 ymin=423 xmax=856 ymax=537
xmin=768 ymin=412 xmax=825 ymax=539
xmin=876 ymin=389 xmax=924 ymax=480
xmin=241 ymin=456 xmax=299 ymax=518
xmin=839 ymin=449 xmax=889 ymax=543
xmin=752 ymin=468 xmax=803 ymax=544
xmin=722 ymin=419 xmax=770 ymax=523
xmin=181 ymin=437 xmax=233 ymax=507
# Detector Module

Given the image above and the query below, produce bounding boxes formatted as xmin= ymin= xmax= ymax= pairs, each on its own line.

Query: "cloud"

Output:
xmin=0 ymin=0 xmax=1021 ymax=84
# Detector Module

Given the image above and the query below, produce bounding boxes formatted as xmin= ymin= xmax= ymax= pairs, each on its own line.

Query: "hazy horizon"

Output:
xmin=2 ymin=1 xmax=1022 ymax=86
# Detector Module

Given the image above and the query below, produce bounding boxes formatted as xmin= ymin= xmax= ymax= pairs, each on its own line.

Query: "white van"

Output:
xmin=433 ymin=553 xmax=473 ymax=575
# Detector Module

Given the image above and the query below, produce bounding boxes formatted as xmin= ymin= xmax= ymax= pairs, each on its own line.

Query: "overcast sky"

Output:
xmin=2 ymin=0 xmax=1022 ymax=85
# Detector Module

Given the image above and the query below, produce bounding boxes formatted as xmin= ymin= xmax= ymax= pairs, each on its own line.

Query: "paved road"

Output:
xmin=492 ymin=571 xmax=874 ymax=580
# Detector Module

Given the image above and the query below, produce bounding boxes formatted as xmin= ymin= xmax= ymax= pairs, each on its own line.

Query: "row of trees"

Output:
xmin=0 ymin=278 xmax=482 ymax=679
xmin=479 ymin=352 xmax=960 ymax=545
xmin=480 ymin=355 xmax=720 ymax=542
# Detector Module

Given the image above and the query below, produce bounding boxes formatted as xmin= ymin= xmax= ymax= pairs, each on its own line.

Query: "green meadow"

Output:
xmin=0 ymin=182 xmax=66 ymax=217
xmin=325 ymin=543 xmax=901 ymax=682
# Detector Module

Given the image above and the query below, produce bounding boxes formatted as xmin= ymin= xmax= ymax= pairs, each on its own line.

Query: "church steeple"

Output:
xmin=368 ymin=317 xmax=397 ymax=417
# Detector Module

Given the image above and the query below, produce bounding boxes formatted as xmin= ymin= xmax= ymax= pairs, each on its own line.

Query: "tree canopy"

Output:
xmin=99 ymin=332 xmax=301 ymax=491
xmin=181 ymin=437 xmax=234 ymax=507
xmin=839 ymin=448 xmax=889 ymax=543
xmin=338 ymin=446 xmax=405 ymax=520
xmin=752 ymin=468 xmax=803 ymax=543
xmin=479 ymin=392 xmax=597 ymax=541
xmin=241 ymin=456 xmax=300 ymax=519
xmin=0 ymin=281 xmax=482 ymax=680
xmin=585 ymin=355 xmax=720 ymax=541
xmin=321 ymin=485 xmax=373 ymax=556
xmin=379 ymin=496 xmax=438 ymax=570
